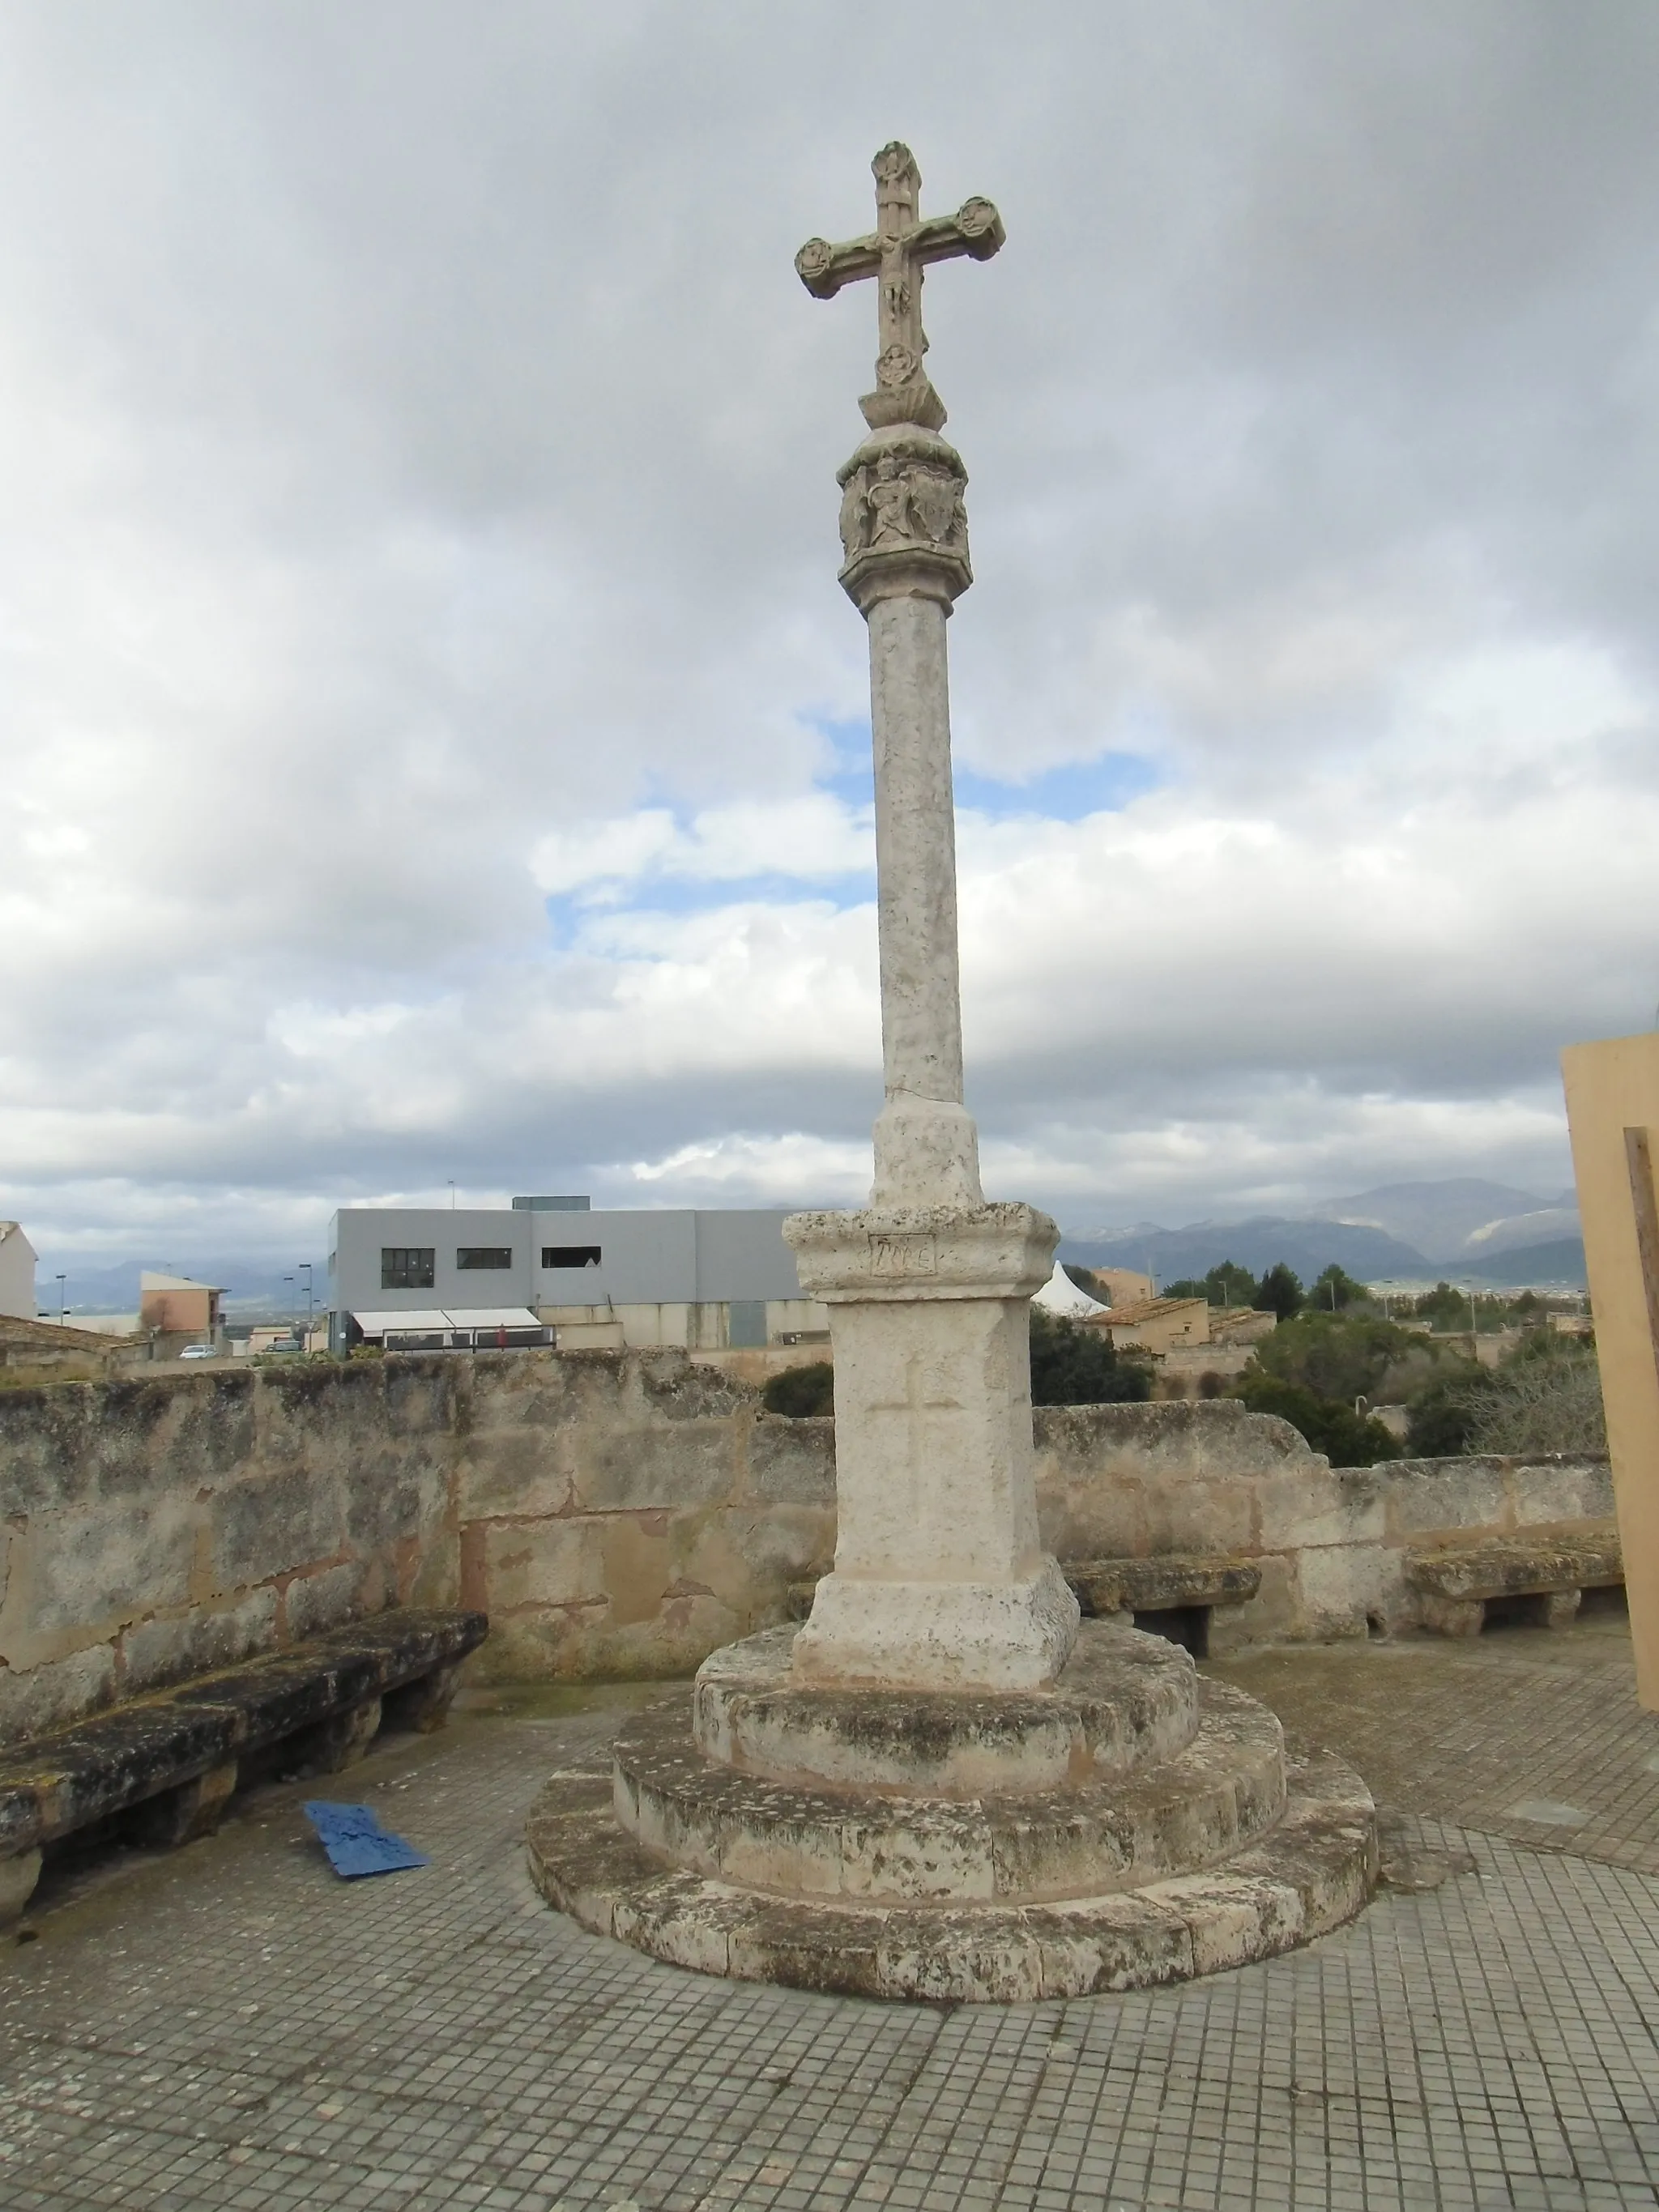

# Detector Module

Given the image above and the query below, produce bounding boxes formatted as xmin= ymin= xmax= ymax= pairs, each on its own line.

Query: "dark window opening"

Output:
xmin=457 ymin=1247 xmax=514 ymax=1270
xmin=382 ymin=1247 xmax=435 ymax=1290
xmin=542 ymin=1246 xmax=602 ymax=1269
xmin=1132 ymin=1605 xmax=1209 ymax=1658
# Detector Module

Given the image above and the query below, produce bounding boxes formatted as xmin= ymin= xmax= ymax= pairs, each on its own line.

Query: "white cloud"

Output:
xmin=2 ymin=2 xmax=1657 ymax=1265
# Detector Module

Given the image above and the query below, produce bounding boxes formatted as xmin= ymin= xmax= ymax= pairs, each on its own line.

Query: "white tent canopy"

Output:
xmin=1031 ymin=1263 xmax=1109 ymax=1319
xmin=351 ymin=1306 xmax=543 ymax=1336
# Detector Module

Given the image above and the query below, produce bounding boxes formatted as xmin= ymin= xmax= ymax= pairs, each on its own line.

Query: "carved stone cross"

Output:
xmin=795 ymin=142 xmax=1004 ymax=432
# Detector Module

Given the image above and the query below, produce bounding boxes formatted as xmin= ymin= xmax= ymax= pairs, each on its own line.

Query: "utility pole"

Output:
xmin=298 ymin=1262 xmax=314 ymax=1340
xmin=55 ymin=1273 xmax=66 ymax=1323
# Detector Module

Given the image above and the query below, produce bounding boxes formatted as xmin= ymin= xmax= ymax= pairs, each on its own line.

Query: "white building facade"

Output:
xmin=326 ymin=1197 xmax=827 ymax=1353
xmin=0 ymin=1223 xmax=37 ymax=1321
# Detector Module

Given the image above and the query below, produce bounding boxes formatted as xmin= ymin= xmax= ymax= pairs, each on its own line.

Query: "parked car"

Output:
xmin=179 ymin=1343 xmax=218 ymax=1361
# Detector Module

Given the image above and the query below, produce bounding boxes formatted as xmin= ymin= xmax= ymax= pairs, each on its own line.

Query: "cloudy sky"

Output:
xmin=3 ymin=1 xmax=1657 ymax=1271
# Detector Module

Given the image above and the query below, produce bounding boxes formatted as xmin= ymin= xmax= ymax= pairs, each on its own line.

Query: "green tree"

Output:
xmin=1235 ymin=1371 xmax=1399 ymax=1467
xmin=1309 ymin=1263 xmax=1370 ymax=1312
xmin=1405 ymin=1373 xmax=1486 ymax=1457
xmin=1163 ymin=1260 xmax=1259 ymax=1306
xmin=1029 ymin=1307 xmax=1152 ymax=1406
xmin=1252 ymin=1313 xmax=1418 ymax=1404
xmin=1253 ymin=1263 xmax=1306 ymax=1320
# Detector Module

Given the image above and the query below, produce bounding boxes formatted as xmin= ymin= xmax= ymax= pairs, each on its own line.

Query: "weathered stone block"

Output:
xmin=457 ymin=1424 xmax=575 ymax=1519
xmin=745 ymin=1416 xmax=836 ymax=1505
xmin=1141 ymin=1480 xmax=1255 ymax=1558
xmin=211 ymin=1465 xmax=348 ymax=1589
xmin=284 ymin=1563 xmax=365 ymax=1642
xmin=1258 ymin=1465 xmax=1385 ymax=1551
xmin=574 ymin=1422 xmax=738 ymax=1511
xmin=122 ymin=1588 xmax=279 ymax=1694
xmin=480 ymin=1519 xmax=608 ymax=1612
xmin=1384 ymin=1458 xmax=1509 ymax=1538
xmin=1508 ymin=1458 xmax=1615 ymax=1527
xmin=1294 ymin=1545 xmax=1376 ymax=1640
xmin=0 ymin=1847 xmax=41 ymax=1926
xmin=0 ymin=1643 xmax=117 ymax=1749
xmin=125 ymin=1760 xmax=238 ymax=1848
xmin=4 ymin=1494 xmax=199 ymax=1650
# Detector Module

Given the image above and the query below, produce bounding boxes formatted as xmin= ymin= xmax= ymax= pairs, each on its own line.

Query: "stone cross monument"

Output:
xmin=782 ymin=143 xmax=1079 ymax=1691
xmin=527 ymin=149 xmax=1377 ymax=2001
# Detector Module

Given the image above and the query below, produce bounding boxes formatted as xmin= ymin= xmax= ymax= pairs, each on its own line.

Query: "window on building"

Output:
xmin=382 ymin=1247 xmax=436 ymax=1290
xmin=456 ymin=1247 xmax=514 ymax=1270
xmin=541 ymin=1246 xmax=602 ymax=1269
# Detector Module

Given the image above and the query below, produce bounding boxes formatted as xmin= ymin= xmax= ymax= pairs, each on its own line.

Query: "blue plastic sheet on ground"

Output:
xmin=302 ymin=1799 xmax=430 ymax=1879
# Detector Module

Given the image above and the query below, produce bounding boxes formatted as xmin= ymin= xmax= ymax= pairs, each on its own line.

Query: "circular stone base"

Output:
xmin=527 ymin=1744 xmax=1377 ymax=2002
xmin=693 ymin=1621 xmax=1199 ymax=1795
xmin=627 ymin=1679 xmax=1285 ymax=1903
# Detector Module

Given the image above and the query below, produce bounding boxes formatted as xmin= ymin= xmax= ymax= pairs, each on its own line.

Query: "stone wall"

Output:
xmin=0 ymin=1352 xmax=833 ymax=1744
xmin=0 ymin=1353 xmax=1613 ymax=1745
xmin=1032 ymin=1400 xmax=1615 ymax=1650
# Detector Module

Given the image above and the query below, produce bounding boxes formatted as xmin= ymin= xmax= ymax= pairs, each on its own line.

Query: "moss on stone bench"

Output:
xmin=0 ymin=1607 xmax=487 ymax=1926
xmin=1405 ymin=1532 xmax=1623 ymax=1637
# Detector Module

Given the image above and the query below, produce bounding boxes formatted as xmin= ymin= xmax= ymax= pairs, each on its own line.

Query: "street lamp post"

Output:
xmin=298 ymin=1263 xmax=314 ymax=1341
xmin=55 ymin=1273 xmax=66 ymax=1323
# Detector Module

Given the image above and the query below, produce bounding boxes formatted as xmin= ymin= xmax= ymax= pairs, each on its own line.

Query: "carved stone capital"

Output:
xmin=835 ymin=425 xmax=972 ymax=611
xmin=783 ymin=1200 xmax=1059 ymax=1304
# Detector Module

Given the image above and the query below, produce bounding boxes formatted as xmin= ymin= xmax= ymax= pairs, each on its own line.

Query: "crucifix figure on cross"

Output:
xmin=795 ymin=141 xmax=1004 ymax=433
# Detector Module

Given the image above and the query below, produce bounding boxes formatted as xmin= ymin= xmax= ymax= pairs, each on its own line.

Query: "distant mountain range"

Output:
xmin=1322 ymin=1180 xmax=1580 ymax=1263
xmin=1061 ymin=1179 xmax=1586 ymax=1291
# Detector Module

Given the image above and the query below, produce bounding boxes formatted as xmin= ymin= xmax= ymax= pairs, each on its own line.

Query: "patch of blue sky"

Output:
xmin=955 ymin=751 xmax=1162 ymax=821
xmin=542 ymin=868 xmax=876 ymax=944
xmin=812 ymin=714 xmax=1162 ymax=823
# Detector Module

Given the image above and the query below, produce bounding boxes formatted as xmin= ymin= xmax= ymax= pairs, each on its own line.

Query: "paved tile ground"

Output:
xmin=3 ymin=1613 xmax=1658 ymax=2212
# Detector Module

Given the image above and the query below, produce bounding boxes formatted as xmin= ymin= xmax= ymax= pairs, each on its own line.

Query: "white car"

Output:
xmin=179 ymin=1343 xmax=218 ymax=1360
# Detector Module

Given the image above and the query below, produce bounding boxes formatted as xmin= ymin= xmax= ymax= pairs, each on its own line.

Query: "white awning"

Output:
xmin=349 ymin=1306 xmax=544 ymax=1336
xmin=1032 ymin=1263 xmax=1109 ymax=1319
xmin=352 ymin=1309 xmax=451 ymax=1335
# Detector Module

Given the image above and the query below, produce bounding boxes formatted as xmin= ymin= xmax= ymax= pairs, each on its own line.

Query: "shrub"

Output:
xmin=1252 ymin=1313 xmax=1419 ymax=1404
xmin=1030 ymin=1307 xmax=1151 ymax=1407
xmin=1405 ymin=1373 xmax=1486 ymax=1457
xmin=763 ymin=1362 xmax=834 ymax=1417
xmin=1466 ymin=1348 xmax=1606 ymax=1456
xmin=1235 ymin=1371 xmax=1399 ymax=1467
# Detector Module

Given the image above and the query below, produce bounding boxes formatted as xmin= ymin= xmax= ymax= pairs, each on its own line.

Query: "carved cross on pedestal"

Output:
xmin=795 ymin=141 xmax=1004 ymax=432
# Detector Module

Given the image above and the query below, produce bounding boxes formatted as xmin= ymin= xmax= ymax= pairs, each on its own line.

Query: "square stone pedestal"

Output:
xmin=783 ymin=1200 xmax=1079 ymax=1690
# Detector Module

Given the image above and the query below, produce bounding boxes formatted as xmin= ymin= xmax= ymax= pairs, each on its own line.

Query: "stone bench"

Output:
xmin=1405 ymin=1533 xmax=1623 ymax=1637
xmin=1064 ymin=1555 xmax=1264 ymax=1657
xmin=0 ymin=1606 xmax=487 ymax=1926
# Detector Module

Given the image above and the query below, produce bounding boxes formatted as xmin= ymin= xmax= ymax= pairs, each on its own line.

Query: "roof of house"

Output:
xmin=1086 ymin=1296 xmax=1209 ymax=1328
xmin=0 ymin=1311 xmax=132 ymax=1352
xmin=140 ymin=1271 xmax=225 ymax=1293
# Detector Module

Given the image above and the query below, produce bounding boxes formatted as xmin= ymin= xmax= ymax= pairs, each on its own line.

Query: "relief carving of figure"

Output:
xmin=865 ymin=455 xmax=915 ymax=544
xmin=838 ymin=469 xmax=872 ymax=562
xmin=908 ymin=468 xmax=966 ymax=551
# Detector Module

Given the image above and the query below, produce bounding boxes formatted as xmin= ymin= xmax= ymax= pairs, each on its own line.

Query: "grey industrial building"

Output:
xmin=326 ymin=1196 xmax=825 ymax=1353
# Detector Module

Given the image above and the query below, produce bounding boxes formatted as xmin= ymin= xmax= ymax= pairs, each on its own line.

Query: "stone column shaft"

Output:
xmin=869 ymin=593 xmax=965 ymax=1115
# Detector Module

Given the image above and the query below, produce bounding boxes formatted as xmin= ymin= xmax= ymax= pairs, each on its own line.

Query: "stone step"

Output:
xmin=615 ymin=1677 xmax=1286 ymax=1906
xmin=527 ymin=1745 xmax=1376 ymax=2002
xmin=693 ymin=1619 xmax=1199 ymax=1796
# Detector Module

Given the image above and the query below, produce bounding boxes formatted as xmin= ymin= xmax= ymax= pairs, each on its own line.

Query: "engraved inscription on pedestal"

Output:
xmin=868 ymin=1230 xmax=938 ymax=1278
